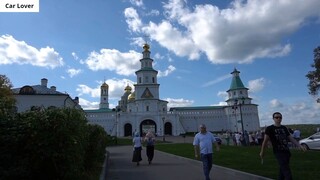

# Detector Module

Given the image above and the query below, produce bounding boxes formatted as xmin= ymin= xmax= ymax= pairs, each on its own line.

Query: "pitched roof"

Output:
xmin=228 ymin=68 xmax=247 ymax=91
xmin=12 ymin=85 xmax=66 ymax=95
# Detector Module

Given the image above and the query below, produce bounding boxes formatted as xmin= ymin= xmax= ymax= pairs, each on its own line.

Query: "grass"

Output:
xmin=110 ymin=124 xmax=320 ymax=179
xmin=155 ymin=143 xmax=320 ymax=180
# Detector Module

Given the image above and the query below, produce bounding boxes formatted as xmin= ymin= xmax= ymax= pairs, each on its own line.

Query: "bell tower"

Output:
xmin=100 ymin=82 xmax=109 ymax=109
xmin=134 ymin=43 xmax=160 ymax=100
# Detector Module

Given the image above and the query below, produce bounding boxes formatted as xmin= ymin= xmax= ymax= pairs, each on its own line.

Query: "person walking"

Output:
xmin=259 ymin=112 xmax=306 ymax=180
xmin=293 ymin=129 xmax=301 ymax=148
xmin=132 ymin=132 xmax=142 ymax=166
xmin=144 ymin=130 xmax=155 ymax=164
xmin=224 ymin=132 xmax=230 ymax=146
xmin=256 ymin=131 xmax=263 ymax=145
xmin=193 ymin=124 xmax=220 ymax=180
xmin=235 ymin=132 xmax=241 ymax=146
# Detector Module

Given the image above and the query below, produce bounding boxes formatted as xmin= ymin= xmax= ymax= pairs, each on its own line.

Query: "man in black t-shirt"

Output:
xmin=259 ymin=112 xmax=306 ymax=180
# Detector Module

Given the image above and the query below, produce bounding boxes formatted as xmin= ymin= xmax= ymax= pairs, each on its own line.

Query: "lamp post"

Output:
xmin=234 ymin=97 xmax=246 ymax=146
xmin=232 ymin=106 xmax=238 ymax=132
xmin=116 ymin=113 xmax=120 ymax=137
xmin=162 ymin=117 xmax=165 ymax=142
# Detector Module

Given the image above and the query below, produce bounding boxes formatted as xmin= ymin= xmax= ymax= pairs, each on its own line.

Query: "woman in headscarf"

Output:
xmin=132 ymin=132 xmax=142 ymax=166
xmin=144 ymin=130 xmax=155 ymax=164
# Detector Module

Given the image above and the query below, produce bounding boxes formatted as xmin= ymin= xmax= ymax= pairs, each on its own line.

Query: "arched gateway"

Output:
xmin=164 ymin=122 xmax=172 ymax=135
xmin=140 ymin=119 xmax=156 ymax=136
xmin=124 ymin=123 xmax=132 ymax=136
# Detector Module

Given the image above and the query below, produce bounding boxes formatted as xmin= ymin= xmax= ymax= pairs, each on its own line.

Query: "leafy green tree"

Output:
xmin=306 ymin=46 xmax=320 ymax=103
xmin=0 ymin=75 xmax=16 ymax=117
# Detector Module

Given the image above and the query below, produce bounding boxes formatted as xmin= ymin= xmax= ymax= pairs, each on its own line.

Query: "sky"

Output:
xmin=1 ymin=0 xmax=320 ymax=126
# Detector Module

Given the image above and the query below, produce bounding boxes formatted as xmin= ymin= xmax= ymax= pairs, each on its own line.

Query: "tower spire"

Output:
xmin=229 ymin=68 xmax=245 ymax=90
xmin=143 ymin=35 xmax=150 ymax=52
xmin=226 ymin=68 xmax=251 ymax=106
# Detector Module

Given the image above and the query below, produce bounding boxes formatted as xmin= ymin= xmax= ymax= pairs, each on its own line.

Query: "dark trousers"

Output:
xmin=274 ymin=152 xmax=292 ymax=180
xmin=146 ymin=145 xmax=154 ymax=162
xmin=201 ymin=153 xmax=213 ymax=180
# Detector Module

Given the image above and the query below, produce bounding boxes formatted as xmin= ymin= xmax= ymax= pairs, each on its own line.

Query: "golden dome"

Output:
xmin=101 ymin=82 xmax=108 ymax=88
xmin=128 ymin=91 xmax=135 ymax=101
xmin=143 ymin=43 xmax=150 ymax=51
xmin=125 ymin=85 xmax=132 ymax=92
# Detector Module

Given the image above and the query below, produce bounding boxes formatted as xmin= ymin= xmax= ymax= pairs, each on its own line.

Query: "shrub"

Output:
xmin=0 ymin=108 xmax=107 ymax=180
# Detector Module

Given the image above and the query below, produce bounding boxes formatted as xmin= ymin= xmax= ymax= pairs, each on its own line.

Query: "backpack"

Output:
xmin=147 ymin=137 xmax=154 ymax=146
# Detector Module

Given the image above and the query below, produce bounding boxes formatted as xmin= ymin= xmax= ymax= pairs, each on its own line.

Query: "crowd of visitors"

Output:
xmin=221 ymin=130 xmax=265 ymax=146
xmin=130 ymin=112 xmax=306 ymax=180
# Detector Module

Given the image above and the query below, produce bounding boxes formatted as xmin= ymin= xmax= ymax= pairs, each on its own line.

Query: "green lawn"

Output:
xmin=155 ymin=143 xmax=320 ymax=180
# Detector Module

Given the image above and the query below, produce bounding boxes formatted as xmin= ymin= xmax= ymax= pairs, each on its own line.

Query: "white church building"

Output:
xmin=85 ymin=44 xmax=260 ymax=137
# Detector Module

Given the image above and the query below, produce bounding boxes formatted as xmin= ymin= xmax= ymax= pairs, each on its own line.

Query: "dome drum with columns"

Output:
xmin=85 ymin=44 xmax=260 ymax=137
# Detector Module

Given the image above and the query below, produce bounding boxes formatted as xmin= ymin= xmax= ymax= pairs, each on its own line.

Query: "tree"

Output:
xmin=0 ymin=75 xmax=16 ymax=117
xmin=306 ymin=46 xmax=320 ymax=103
xmin=0 ymin=107 xmax=108 ymax=180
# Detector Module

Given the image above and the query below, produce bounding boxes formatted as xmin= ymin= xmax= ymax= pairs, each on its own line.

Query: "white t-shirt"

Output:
xmin=193 ymin=131 xmax=216 ymax=154
xmin=133 ymin=137 xmax=142 ymax=148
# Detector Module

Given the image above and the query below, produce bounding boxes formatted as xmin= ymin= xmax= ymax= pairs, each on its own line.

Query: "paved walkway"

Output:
xmin=103 ymin=136 xmax=273 ymax=180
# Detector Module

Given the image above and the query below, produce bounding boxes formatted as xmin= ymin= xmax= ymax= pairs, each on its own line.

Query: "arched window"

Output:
xmin=19 ymin=86 xmax=35 ymax=95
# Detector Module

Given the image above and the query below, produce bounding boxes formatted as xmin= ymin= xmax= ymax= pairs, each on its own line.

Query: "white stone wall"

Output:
xmin=14 ymin=95 xmax=77 ymax=112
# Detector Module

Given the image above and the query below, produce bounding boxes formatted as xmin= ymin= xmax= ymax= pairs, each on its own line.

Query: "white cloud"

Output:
xmin=158 ymin=65 xmax=176 ymax=77
xmin=264 ymin=98 xmax=320 ymax=124
xmin=202 ymin=74 xmax=231 ymax=87
xmin=217 ymin=91 xmax=228 ymax=101
xmin=124 ymin=7 xmax=142 ymax=33
xmin=248 ymin=78 xmax=266 ymax=93
xmin=154 ymin=53 xmax=164 ymax=60
xmin=289 ymin=102 xmax=307 ymax=111
xmin=269 ymin=99 xmax=283 ymax=108
xmin=105 ymin=78 xmax=135 ymax=99
xmin=146 ymin=9 xmax=160 ymax=16
xmin=130 ymin=0 xmax=143 ymax=7
xmin=84 ymin=49 xmax=141 ymax=76
xmin=79 ymin=98 xmax=99 ymax=110
xmin=0 ymin=34 xmax=64 ymax=68
xmin=76 ymin=78 xmax=135 ymax=100
xmin=211 ymin=101 xmax=228 ymax=106
xmin=137 ymin=0 xmax=320 ymax=63
xmin=165 ymin=97 xmax=194 ymax=108
xmin=67 ymin=68 xmax=82 ymax=78
xmin=71 ymin=52 xmax=79 ymax=60
xmin=130 ymin=37 xmax=145 ymax=47
xmin=142 ymin=21 xmax=200 ymax=60
xmin=76 ymin=84 xmax=100 ymax=98
xmin=313 ymin=102 xmax=320 ymax=110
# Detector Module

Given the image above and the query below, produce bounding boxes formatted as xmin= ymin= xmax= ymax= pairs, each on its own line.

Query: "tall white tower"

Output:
xmin=126 ymin=43 xmax=168 ymax=114
xmin=99 ymin=82 xmax=109 ymax=109
xmin=226 ymin=68 xmax=251 ymax=105
xmin=134 ymin=43 xmax=160 ymax=100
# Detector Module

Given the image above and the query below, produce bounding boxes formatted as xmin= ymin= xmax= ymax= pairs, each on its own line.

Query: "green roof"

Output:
xmin=84 ymin=108 xmax=113 ymax=113
xmin=229 ymin=76 xmax=245 ymax=90
xmin=228 ymin=68 xmax=247 ymax=91
xmin=169 ymin=106 xmax=225 ymax=111
xmin=136 ymin=67 xmax=157 ymax=73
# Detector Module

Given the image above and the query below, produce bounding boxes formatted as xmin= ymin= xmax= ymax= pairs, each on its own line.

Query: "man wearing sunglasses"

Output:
xmin=259 ymin=112 xmax=306 ymax=180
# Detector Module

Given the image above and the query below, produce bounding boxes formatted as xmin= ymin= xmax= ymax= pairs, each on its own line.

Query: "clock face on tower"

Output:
xmin=141 ymin=88 xmax=154 ymax=98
